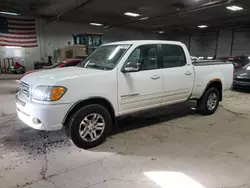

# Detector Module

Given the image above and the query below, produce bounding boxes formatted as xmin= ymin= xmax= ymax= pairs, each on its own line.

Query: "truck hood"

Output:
xmin=21 ymin=67 xmax=105 ymax=85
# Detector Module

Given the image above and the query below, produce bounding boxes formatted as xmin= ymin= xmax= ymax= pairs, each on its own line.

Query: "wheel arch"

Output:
xmin=204 ymin=79 xmax=223 ymax=101
xmin=63 ymin=97 xmax=116 ymax=126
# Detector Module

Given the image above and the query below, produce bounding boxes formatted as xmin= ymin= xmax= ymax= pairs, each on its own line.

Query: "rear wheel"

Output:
xmin=66 ymin=104 xmax=112 ymax=149
xmin=197 ymin=87 xmax=220 ymax=115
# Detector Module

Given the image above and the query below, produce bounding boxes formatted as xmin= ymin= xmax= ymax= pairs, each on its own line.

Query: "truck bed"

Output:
xmin=190 ymin=61 xmax=234 ymax=100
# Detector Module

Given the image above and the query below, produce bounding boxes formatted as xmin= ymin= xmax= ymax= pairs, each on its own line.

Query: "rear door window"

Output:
xmin=161 ymin=44 xmax=186 ymax=68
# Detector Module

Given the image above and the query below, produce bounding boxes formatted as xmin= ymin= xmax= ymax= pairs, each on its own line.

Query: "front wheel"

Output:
xmin=66 ymin=104 xmax=112 ymax=149
xmin=197 ymin=87 xmax=220 ymax=115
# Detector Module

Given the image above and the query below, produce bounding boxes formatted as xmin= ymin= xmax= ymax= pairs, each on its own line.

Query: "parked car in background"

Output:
xmin=232 ymin=56 xmax=250 ymax=70
xmin=16 ymin=40 xmax=233 ymax=149
xmin=233 ymin=63 xmax=250 ymax=88
xmin=21 ymin=59 xmax=82 ymax=78
xmin=219 ymin=56 xmax=250 ymax=69
xmin=218 ymin=56 xmax=235 ymax=62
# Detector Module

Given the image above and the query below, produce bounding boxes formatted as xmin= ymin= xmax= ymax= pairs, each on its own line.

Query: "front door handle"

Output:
xmin=150 ymin=75 xmax=160 ymax=80
xmin=185 ymin=71 xmax=192 ymax=76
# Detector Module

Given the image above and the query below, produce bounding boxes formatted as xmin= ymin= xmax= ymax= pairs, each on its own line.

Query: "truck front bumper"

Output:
xmin=15 ymin=93 xmax=72 ymax=131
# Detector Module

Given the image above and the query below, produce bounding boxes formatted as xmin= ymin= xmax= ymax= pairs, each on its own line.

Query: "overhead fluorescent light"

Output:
xmin=89 ymin=22 xmax=103 ymax=26
xmin=124 ymin=12 xmax=140 ymax=17
xmin=158 ymin=31 xmax=164 ymax=34
xmin=0 ymin=11 xmax=19 ymax=16
xmin=198 ymin=25 xmax=208 ymax=28
xmin=207 ymin=57 xmax=213 ymax=60
xmin=226 ymin=5 xmax=243 ymax=11
xmin=139 ymin=17 xmax=149 ymax=20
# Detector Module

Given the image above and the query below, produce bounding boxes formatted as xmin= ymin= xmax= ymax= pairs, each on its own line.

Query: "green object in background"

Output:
xmin=9 ymin=65 xmax=26 ymax=74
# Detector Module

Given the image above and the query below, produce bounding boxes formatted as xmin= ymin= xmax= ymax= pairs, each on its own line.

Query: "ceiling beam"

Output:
xmin=48 ymin=0 xmax=95 ymax=23
xmin=107 ymin=0 xmax=235 ymax=29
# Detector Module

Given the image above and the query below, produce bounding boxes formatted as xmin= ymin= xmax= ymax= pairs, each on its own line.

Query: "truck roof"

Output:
xmin=103 ymin=40 xmax=183 ymax=46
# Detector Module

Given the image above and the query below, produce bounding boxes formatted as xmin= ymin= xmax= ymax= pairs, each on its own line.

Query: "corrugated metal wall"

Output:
xmin=232 ymin=29 xmax=250 ymax=56
xmin=190 ymin=32 xmax=217 ymax=57
xmin=172 ymin=29 xmax=250 ymax=58
xmin=217 ymin=30 xmax=232 ymax=57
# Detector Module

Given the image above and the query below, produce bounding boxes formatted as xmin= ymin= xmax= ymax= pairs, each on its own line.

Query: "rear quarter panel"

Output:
xmin=191 ymin=63 xmax=234 ymax=99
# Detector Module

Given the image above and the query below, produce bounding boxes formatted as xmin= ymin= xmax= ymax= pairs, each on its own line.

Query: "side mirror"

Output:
xmin=122 ymin=61 xmax=141 ymax=73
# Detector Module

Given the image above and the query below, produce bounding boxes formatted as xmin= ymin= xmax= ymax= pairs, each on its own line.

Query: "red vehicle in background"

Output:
xmin=218 ymin=56 xmax=250 ymax=70
xmin=232 ymin=56 xmax=250 ymax=70
xmin=21 ymin=59 xmax=82 ymax=78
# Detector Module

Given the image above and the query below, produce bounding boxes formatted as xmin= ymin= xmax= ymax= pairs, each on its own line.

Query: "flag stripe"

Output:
xmin=8 ymin=24 xmax=36 ymax=29
xmin=9 ymin=27 xmax=36 ymax=30
xmin=0 ymin=43 xmax=38 ymax=47
xmin=8 ymin=20 xmax=36 ymax=25
xmin=8 ymin=31 xmax=36 ymax=35
xmin=7 ymin=22 xmax=35 ymax=26
xmin=6 ymin=17 xmax=35 ymax=22
xmin=0 ymin=37 xmax=37 ymax=42
xmin=0 ymin=39 xmax=37 ymax=44
xmin=0 ymin=33 xmax=36 ymax=38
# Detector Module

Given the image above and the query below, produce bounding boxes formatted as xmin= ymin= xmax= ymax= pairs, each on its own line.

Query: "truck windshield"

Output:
xmin=78 ymin=45 xmax=130 ymax=70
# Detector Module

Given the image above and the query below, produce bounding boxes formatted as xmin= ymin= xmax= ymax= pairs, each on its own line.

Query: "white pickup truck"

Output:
xmin=16 ymin=40 xmax=233 ymax=149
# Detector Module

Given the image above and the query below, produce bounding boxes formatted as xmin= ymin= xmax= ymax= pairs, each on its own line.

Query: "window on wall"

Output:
xmin=162 ymin=44 xmax=186 ymax=68
xmin=127 ymin=44 xmax=159 ymax=71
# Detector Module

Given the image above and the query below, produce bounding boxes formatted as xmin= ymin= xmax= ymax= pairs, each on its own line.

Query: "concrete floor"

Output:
xmin=1 ymin=79 xmax=250 ymax=188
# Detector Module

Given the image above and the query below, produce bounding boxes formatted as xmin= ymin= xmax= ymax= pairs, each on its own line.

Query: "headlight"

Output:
xmin=32 ymin=86 xmax=67 ymax=101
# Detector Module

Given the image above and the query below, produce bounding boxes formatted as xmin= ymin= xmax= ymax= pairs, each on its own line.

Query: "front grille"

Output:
xmin=235 ymin=78 xmax=250 ymax=82
xmin=20 ymin=82 xmax=30 ymax=98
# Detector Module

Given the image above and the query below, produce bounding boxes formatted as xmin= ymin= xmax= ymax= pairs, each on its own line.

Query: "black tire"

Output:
xmin=197 ymin=87 xmax=220 ymax=115
xmin=66 ymin=104 xmax=112 ymax=149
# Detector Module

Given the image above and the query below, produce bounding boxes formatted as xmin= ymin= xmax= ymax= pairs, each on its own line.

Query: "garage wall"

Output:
xmin=0 ymin=19 xmax=158 ymax=70
xmin=190 ymin=32 xmax=217 ymax=57
xmin=233 ymin=29 xmax=250 ymax=56
xmin=217 ymin=30 xmax=232 ymax=57
xmin=168 ymin=29 xmax=250 ymax=58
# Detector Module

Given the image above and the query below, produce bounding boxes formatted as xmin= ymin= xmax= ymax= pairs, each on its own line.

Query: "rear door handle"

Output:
xmin=185 ymin=71 xmax=192 ymax=76
xmin=150 ymin=75 xmax=160 ymax=80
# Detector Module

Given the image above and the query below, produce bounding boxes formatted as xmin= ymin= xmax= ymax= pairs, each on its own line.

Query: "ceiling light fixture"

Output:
xmin=139 ymin=17 xmax=149 ymax=20
xmin=124 ymin=12 xmax=140 ymax=17
xmin=0 ymin=11 xmax=19 ymax=16
xmin=226 ymin=5 xmax=243 ymax=11
xmin=89 ymin=22 xmax=103 ymax=26
xmin=198 ymin=25 xmax=208 ymax=28
xmin=158 ymin=31 xmax=165 ymax=34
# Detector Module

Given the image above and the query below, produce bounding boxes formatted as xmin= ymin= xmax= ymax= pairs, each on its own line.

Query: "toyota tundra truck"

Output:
xmin=16 ymin=40 xmax=233 ymax=149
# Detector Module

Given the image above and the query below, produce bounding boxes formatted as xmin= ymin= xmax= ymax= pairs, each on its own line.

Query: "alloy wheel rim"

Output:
xmin=79 ymin=113 xmax=105 ymax=142
xmin=207 ymin=93 xmax=217 ymax=111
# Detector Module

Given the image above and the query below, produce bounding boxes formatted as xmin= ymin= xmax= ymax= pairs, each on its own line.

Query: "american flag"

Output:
xmin=0 ymin=15 xmax=37 ymax=48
